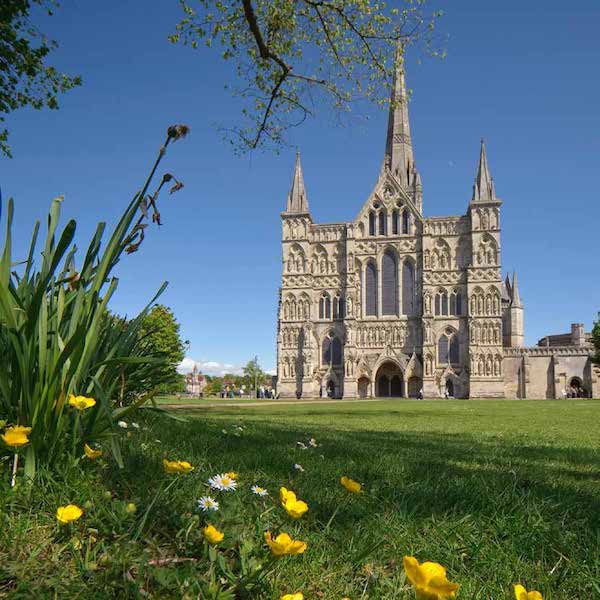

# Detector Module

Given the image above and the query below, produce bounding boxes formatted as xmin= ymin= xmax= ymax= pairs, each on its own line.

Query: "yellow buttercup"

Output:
xmin=280 ymin=594 xmax=303 ymax=600
xmin=202 ymin=524 xmax=224 ymax=545
xmin=264 ymin=531 xmax=307 ymax=556
xmin=163 ymin=458 xmax=194 ymax=474
xmin=514 ymin=584 xmax=543 ymax=600
xmin=403 ymin=556 xmax=459 ymax=600
xmin=1 ymin=425 xmax=32 ymax=447
xmin=340 ymin=476 xmax=362 ymax=494
xmin=83 ymin=443 xmax=102 ymax=459
xmin=68 ymin=394 xmax=96 ymax=411
xmin=56 ymin=504 xmax=84 ymax=525
xmin=280 ymin=486 xmax=309 ymax=519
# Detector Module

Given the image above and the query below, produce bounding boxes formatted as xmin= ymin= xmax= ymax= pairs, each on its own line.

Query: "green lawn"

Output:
xmin=2 ymin=399 xmax=600 ymax=598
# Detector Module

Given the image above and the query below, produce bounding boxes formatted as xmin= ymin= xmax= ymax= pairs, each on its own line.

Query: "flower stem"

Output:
xmin=324 ymin=495 xmax=350 ymax=532
xmin=10 ymin=453 xmax=18 ymax=488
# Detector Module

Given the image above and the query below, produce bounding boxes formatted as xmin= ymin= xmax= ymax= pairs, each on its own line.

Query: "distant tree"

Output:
xmin=0 ymin=1 xmax=81 ymax=157
xmin=243 ymin=355 xmax=266 ymax=390
xmin=592 ymin=313 xmax=600 ymax=365
xmin=205 ymin=376 xmax=223 ymax=396
xmin=170 ymin=0 xmax=444 ymax=153
xmin=138 ymin=305 xmax=187 ymax=392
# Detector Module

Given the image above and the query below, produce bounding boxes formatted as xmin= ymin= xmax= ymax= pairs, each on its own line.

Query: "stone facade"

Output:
xmin=275 ymin=46 xmax=599 ymax=399
xmin=184 ymin=366 xmax=206 ymax=397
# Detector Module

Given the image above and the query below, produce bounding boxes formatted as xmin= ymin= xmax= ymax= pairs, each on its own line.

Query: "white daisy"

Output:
xmin=308 ymin=438 xmax=318 ymax=447
xmin=118 ymin=421 xmax=128 ymax=429
xmin=296 ymin=441 xmax=308 ymax=450
xmin=293 ymin=463 xmax=305 ymax=472
xmin=251 ymin=485 xmax=269 ymax=497
xmin=208 ymin=473 xmax=238 ymax=491
xmin=197 ymin=496 xmax=219 ymax=512
xmin=131 ymin=422 xmax=140 ymax=429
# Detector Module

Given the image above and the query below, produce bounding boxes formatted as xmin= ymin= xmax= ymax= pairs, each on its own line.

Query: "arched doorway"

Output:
xmin=445 ymin=379 xmax=454 ymax=398
xmin=326 ymin=380 xmax=335 ymax=398
xmin=375 ymin=361 xmax=404 ymax=397
xmin=358 ymin=377 xmax=370 ymax=399
xmin=568 ymin=377 xmax=585 ymax=398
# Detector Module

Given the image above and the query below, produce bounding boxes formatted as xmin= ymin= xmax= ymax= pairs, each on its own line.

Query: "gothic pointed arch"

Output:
xmin=311 ymin=244 xmax=329 ymax=274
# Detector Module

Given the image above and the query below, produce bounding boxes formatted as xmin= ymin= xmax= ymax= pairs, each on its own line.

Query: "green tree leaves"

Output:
xmin=592 ymin=313 xmax=600 ymax=365
xmin=138 ymin=305 xmax=187 ymax=392
xmin=0 ymin=1 xmax=81 ymax=157
xmin=171 ymin=0 xmax=444 ymax=153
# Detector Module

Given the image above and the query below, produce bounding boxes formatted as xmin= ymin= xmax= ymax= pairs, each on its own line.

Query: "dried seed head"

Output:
xmin=162 ymin=173 xmax=173 ymax=182
xmin=167 ymin=124 xmax=190 ymax=141
xmin=169 ymin=181 xmax=184 ymax=194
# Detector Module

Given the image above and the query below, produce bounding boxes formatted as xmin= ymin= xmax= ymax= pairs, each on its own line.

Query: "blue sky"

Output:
xmin=2 ymin=1 xmax=599 ymax=375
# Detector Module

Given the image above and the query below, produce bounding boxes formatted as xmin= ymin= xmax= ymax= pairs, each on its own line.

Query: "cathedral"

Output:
xmin=276 ymin=47 xmax=599 ymax=400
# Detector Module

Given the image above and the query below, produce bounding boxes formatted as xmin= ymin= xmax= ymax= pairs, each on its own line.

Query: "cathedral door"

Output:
xmin=377 ymin=375 xmax=390 ymax=397
xmin=375 ymin=362 xmax=404 ymax=398
xmin=390 ymin=376 xmax=403 ymax=397
xmin=358 ymin=377 xmax=369 ymax=399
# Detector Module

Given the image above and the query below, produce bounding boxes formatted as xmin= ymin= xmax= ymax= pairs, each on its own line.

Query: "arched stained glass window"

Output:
xmin=402 ymin=210 xmax=410 ymax=234
xmin=369 ymin=212 xmax=376 ymax=236
xmin=402 ymin=261 xmax=414 ymax=315
xmin=378 ymin=211 xmax=387 ymax=236
xmin=392 ymin=210 xmax=399 ymax=235
xmin=366 ymin=261 xmax=378 ymax=316
xmin=438 ymin=335 xmax=449 ymax=364
xmin=449 ymin=335 xmax=459 ymax=364
xmin=382 ymin=250 xmax=398 ymax=315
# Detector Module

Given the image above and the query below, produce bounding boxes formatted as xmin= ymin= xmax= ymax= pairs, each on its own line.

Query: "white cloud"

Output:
xmin=265 ymin=368 xmax=276 ymax=376
xmin=178 ymin=357 xmax=244 ymax=377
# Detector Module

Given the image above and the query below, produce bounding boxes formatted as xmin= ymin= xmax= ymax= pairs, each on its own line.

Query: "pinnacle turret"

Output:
xmin=384 ymin=42 xmax=417 ymax=189
xmin=285 ymin=150 xmax=309 ymax=213
xmin=511 ymin=271 xmax=523 ymax=308
xmin=472 ymin=139 xmax=497 ymax=203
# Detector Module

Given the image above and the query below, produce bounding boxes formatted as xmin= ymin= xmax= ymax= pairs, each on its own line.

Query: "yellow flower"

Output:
xmin=340 ymin=476 xmax=362 ymax=494
xmin=163 ymin=458 xmax=194 ymax=474
xmin=68 ymin=394 xmax=96 ymax=411
xmin=280 ymin=486 xmax=297 ymax=505
xmin=403 ymin=556 xmax=459 ymax=600
xmin=284 ymin=497 xmax=309 ymax=519
xmin=125 ymin=503 xmax=137 ymax=514
xmin=225 ymin=471 xmax=238 ymax=480
xmin=264 ymin=531 xmax=307 ymax=556
xmin=56 ymin=504 xmax=84 ymax=525
xmin=280 ymin=594 xmax=303 ymax=600
xmin=514 ymin=584 xmax=543 ymax=600
xmin=202 ymin=524 xmax=224 ymax=545
xmin=280 ymin=486 xmax=308 ymax=519
xmin=83 ymin=443 xmax=103 ymax=459
xmin=1 ymin=425 xmax=32 ymax=447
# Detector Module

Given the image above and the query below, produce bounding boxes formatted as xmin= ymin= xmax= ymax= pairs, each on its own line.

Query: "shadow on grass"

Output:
xmin=110 ymin=412 xmax=600 ymax=539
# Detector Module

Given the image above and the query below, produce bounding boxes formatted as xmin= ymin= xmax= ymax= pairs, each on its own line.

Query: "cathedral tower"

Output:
xmin=275 ymin=45 xmax=532 ymax=399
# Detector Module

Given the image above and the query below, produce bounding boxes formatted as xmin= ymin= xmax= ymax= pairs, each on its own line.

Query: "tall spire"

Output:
xmin=384 ymin=42 xmax=416 ymax=188
xmin=472 ymin=139 xmax=497 ymax=202
xmin=286 ymin=150 xmax=309 ymax=213
xmin=511 ymin=271 xmax=523 ymax=308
